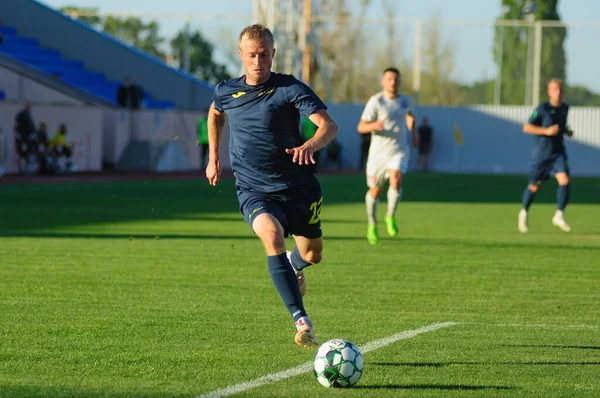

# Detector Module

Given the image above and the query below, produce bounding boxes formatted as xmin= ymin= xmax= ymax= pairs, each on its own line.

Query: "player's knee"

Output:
xmin=304 ymin=249 xmax=322 ymax=265
xmin=557 ymin=175 xmax=569 ymax=185
xmin=369 ymin=187 xmax=382 ymax=199
xmin=390 ymin=180 xmax=402 ymax=190
xmin=528 ymin=184 xmax=539 ymax=193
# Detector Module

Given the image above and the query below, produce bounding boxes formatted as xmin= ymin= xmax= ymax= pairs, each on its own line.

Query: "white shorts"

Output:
xmin=366 ymin=152 xmax=409 ymax=188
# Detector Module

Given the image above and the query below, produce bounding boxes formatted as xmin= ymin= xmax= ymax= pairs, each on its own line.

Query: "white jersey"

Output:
xmin=360 ymin=92 xmax=414 ymax=156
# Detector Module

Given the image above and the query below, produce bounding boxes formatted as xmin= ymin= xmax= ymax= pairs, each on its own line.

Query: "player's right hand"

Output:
xmin=206 ymin=159 xmax=221 ymax=186
xmin=545 ymin=124 xmax=560 ymax=136
xmin=373 ymin=120 xmax=385 ymax=131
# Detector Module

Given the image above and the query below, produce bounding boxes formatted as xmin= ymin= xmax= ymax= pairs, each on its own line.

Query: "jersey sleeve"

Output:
xmin=285 ymin=78 xmax=327 ymax=117
xmin=360 ymin=96 xmax=378 ymax=122
xmin=527 ymin=105 xmax=543 ymax=125
xmin=212 ymin=81 xmax=226 ymax=112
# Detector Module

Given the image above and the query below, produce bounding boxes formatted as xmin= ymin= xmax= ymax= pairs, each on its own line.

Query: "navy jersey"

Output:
xmin=213 ymin=73 xmax=327 ymax=192
xmin=527 ymin=101 xmax=569 ymax=160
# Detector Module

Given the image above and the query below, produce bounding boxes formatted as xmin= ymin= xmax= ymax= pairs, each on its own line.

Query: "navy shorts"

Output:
xmin=528 ymin=153 xmax=569 ymax=186
xmin=237 ymin=176 xmax=323 ymax=239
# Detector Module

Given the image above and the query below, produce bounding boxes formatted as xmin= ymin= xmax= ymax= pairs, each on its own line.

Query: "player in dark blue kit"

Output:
xmin=205 ymin=24 xmax=338 ymax=349
xmin=519 ymin=78 xmax=574 ymax=233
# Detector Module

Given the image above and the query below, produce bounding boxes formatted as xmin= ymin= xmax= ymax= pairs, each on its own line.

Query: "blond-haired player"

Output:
xmin=206 ymin=24 xmax=338 ymax=349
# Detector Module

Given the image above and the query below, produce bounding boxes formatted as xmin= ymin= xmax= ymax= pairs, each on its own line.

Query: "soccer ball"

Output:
xmin=313 ymin=339 xmax=364 ymax=388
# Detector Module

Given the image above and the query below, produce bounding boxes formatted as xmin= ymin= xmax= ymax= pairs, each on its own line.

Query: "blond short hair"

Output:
xmin=238 ymin=24 xmax=274 ymax=48
xmin=548 ymin=78 xmax=563 ymax=88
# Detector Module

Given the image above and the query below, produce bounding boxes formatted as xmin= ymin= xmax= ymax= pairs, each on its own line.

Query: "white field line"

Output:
xmin=198 ymin=320 xmax=600 ymax=398
xmin=468 ymin=322 xmax=600 ymax=329
xmin=198 ymin=321 xmax=458 ymax=398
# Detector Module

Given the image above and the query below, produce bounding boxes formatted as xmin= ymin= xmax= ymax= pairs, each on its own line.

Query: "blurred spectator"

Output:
xmin=32 ymin=121 xmax=51 ymax=174
xmin=15 ymin=101 xmax=36 ymax=138
xmin=0 ymin=20 xmax=5 ymax=46
xmin=116 ymin=76 xmax=129 ymax=108
xmin=197 ymin=107 xmax=210 ymax=169
xmin=14 ymin=102 xmax=37 ymax=172
xmin=50 ymin=124 xmax=74 ymax=173
xmin=117 ymin=75 xmax=144 ymax=110
xmin=301 ymin=116 xmax=320 ymax=165
xmin=14 ymin=124 xmax=30 ymax=171
xmin=417 ymin=116 xmax=434 ymax=172
xmin=359 ymin=133 xmax=371 ymax=171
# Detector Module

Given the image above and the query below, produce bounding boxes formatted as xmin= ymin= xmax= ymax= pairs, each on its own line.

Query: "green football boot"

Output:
xmin=367 ymin=225 xmax=379 ymax=245
xmin=385 ymin=216 xmax=398 ymax=237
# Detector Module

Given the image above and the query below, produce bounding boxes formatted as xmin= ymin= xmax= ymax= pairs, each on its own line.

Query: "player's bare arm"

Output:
xmin=206 ymin=102 xmax=225 ymax=186
xmin=406 ymin=111 xmax=418 ymax=148
xmin=523 ymin=122 xmax=559 ymax=136
xmin=286 ymin=110 xmax=338 ymax=165
xmin=357 ymin=119 xmax=385 ymax=134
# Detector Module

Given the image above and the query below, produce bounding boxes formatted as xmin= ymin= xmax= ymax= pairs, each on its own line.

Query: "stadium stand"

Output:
xmin=0 ymin=0 xmax=213 ymax=111
xmin=0 ymin=24 xmax=174 ymax=109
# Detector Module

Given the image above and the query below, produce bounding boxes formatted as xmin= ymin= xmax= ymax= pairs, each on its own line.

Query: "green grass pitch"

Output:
xmin=1 ymin=173 xmax=599 ymax=397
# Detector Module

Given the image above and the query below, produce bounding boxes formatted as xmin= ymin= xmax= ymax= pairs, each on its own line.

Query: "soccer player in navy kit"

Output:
xmin=205 ymin=24 xmax=338 ymax=349
xmin=519 ymin=78 xmax=574 ymax=233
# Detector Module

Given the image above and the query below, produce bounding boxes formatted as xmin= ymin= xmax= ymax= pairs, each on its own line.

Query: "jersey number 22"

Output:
xmin=308 ymin=197 xmax=323 ymax=224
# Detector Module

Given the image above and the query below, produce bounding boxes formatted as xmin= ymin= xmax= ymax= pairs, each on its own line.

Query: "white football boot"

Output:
xmin=518 ymin=209 xmax=529 ymax=233
xmin=294 ymin=316 xmax=318 ymax=349
xmin=552 ymin=210 xmax=572 ymax=232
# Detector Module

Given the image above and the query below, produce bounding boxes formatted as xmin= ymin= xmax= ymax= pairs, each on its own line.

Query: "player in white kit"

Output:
xmin=357 ymin=67 xmax=418 ymax=245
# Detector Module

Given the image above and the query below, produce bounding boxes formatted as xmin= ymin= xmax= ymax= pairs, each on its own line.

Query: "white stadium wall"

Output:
xmin=0 ymin=65 xmax=84 ymax=105
xmin=328 ymin=104 xmax=600 ymax=176
xmin=128 ymin=110 xmax=230 ymax=171
xmin=0 ymin=103 xmax=214 ymax=175
xmin=102 ymin=109 xmax=131 ymax=166
xmin=1 ymin=102 xmax=598 ymax=176
xmin=177 ymin=111 xmax=231 ymax=171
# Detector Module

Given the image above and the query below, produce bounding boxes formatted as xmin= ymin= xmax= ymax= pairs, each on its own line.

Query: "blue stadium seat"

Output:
xmin=0 ymin=26 xmax=18 ymax=37
xmin=0 ymin=25 xmax=176 ymax=109
xmin=9 ymin=37 xmax=40 ymax=46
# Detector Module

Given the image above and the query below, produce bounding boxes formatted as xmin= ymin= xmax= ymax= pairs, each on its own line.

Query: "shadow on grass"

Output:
xmin=501 ymin=344 xmax=600 ymax=350
xmin=1 ymin=173 xmax=599 ymax=237
xmin=2 ymin=232 xmax=599 ymax=252
xmin=372 ymin=361 xmax=600 ymax=367
xmin=356 ymin=383 xmax=516 ymax=391
xmin=0 ymin=385 xmax=189 ymax=398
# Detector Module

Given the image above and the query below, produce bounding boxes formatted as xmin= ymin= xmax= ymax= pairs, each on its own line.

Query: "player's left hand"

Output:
xmin=286 ymin=145 xmax=316 ymax=166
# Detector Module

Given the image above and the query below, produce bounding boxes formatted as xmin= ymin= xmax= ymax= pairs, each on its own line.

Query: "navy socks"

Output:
xmin=267 ymin=253 xmax=306 ymax=321
xmin=290 ymin=246 xmax=311 ymax=271
xmin=557 ymin=184 xmax=570 ymax=211
xmin=522 ymin=187 xmax=537 ymax=211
